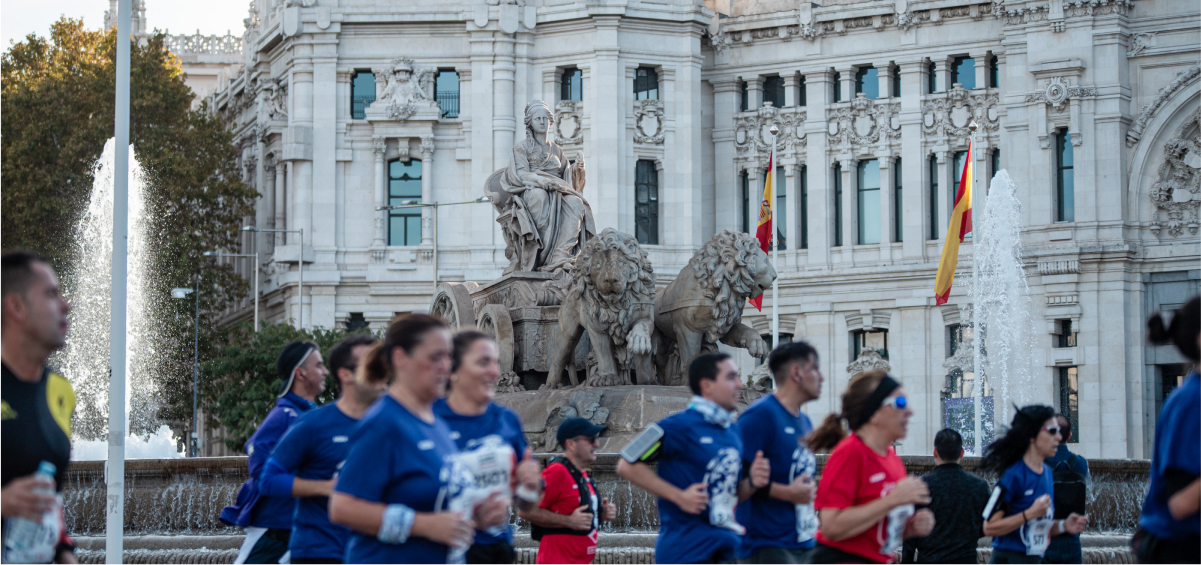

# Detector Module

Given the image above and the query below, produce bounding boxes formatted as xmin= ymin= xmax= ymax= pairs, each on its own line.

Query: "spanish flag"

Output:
xmin=750 ymin=152 xmax=775 ymax=311
xmin=934 ymin=141 xmax=974 ymax=305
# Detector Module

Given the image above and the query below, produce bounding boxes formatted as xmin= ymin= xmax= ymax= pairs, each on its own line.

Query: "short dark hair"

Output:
xmin=451 ymin=330 xmax=493 ymax=373
xmin=1054 ymin=413 xmax=1072 ymax=439
xmin=934 ymin=428 xmax=964 ymax=461
xmin=688 ymin=352 xmax=732 ymax=395
xmin=767 ymin=341 xmax=818 ymax=385
xmin=2 ymin=250 xmax=51 ymax=301
xmin=327 ymin=333 xmax=379 ymax=397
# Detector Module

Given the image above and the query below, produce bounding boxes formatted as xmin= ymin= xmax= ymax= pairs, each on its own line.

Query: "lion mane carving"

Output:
xmin=544 ymin=228 xmax=656 ymax=388
xmin=653 ymin=230 xmax=777 ymax=386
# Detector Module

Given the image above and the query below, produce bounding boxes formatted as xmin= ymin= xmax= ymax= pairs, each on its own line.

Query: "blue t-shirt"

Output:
xmin=335 ymin=395 xmax=471 ymax=564
xmin=734 ymin=395 xmax=817 ymax=558
xmin=433 ymin=398 xmax=528 ymax=547
xmin=992 ymin=460 xmax=1056 ymax=556
xmin=260 ymin=403 xmax=358 ymax=560
xmin=1140 ymin=371 xmax=1200 ymax=540
xmin=654 ymin=408 xmax=745 ymax=564
xmin=219 ymin=392 xmax=316 ymax=529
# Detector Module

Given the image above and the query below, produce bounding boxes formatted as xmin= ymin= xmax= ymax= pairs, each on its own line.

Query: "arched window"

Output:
xmin=855 ymin=66 xmax=879 ymax=99
xmin=388 ymin=159 xmax=423 ymax=246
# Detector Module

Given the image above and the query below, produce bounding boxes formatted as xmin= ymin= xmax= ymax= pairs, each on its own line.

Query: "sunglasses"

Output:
xmin=1042 ymin=426 xmax=1062 ymax=437
xmin=882 ymin=396 xmax=908 ymax=410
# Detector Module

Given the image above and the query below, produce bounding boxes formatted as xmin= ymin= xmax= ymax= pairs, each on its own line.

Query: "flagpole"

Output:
xmin=969 ymin=120 xmax=982 ymax=455
xmin=769 ymin=125 xmax=780 ymax=356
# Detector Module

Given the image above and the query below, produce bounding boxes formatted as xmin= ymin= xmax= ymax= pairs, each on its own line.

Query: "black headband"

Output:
xmin=852 ymin=375 xmax=900 ymax=430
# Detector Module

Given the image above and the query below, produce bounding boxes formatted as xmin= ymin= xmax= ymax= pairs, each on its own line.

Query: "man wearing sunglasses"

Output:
xmin=1043 ymin=414 xmax=1089 ymax=564
xmin=256 ymin=334 xmax=380 ymax=564
xmin=522 ymin=417 xmax=617 ymax=564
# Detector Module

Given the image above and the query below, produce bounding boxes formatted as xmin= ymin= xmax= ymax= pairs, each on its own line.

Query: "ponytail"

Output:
xmin=356 ymin=313 xmax=448 ymax=387
xmin=1148 ymin=295 xmax=1200 ymax=363
xmin=806 ymin=370 xmax=889 ymax=453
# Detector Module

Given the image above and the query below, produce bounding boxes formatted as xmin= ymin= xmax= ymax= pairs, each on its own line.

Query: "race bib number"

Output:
xmin=1022 ymin=508 xmax=1055 ymax=556
xmin=453 ymin=435 xmax=517 ymax=537
xmin=790 ymin=445 xmax=818 ymax=543
xmin=703 ymin=447 xmax=746 ymax=535
xmin=880 ymin=503 xmax=914 ymax=555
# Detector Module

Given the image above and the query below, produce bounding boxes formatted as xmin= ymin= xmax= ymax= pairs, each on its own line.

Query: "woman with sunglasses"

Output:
xmin=807 ymin=371 xmax=935 ymax=564
xmin=980 ymin=405 xmax=1088 ymax=564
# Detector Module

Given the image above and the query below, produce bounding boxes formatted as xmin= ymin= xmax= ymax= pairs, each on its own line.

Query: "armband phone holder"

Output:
xmin=620 ymin=424 xmax=665 ymax=463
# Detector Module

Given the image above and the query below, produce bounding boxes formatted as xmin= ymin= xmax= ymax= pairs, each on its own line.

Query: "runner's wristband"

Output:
xmin=378 ymin=504 xmax=416 ymax=545
xmin=1057 ymin=519 xmax=1065 ymax=534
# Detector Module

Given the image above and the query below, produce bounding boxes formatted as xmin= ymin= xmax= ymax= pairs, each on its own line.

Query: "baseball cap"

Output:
xmin=557 ymin=417 xmax=606 ymax=447
xmin=277 ymin=341 xmax=317 ymax=398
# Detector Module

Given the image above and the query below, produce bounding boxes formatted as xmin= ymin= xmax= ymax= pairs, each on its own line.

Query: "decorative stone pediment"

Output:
xmin=734 ymin=104 xmax=806 ymax=156
xmin=922 ymin=85 xmax=999 ymax=145
xmin=633 ymin=99 xmax=664 ymax=145
xmin=848 ymin=349 xmax=890 ymax=376
xmin=1128 ymin=65 xmax=1200 ymax=148
xmin=366 ymin=58 xmax=439 ymax=123
xmin=828 ymin=95 xmax=900 ymax=151
xmin=1025 ymin=76 xmax=1097 ymax=112
xmin=554 ymin=100 xmax=584 ymax=146
xmin=1149 ymin=109 xmax=1201 ymax=239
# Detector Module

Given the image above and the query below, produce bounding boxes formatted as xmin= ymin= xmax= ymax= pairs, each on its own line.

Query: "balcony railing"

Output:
xmin=437 ymin=91 xmax=459 ymax=119
xmin=352 ymin=94 xmax=376 ymax=119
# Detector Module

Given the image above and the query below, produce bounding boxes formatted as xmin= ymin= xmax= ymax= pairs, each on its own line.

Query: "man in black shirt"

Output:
xmin=901 ymin=428 xmax=990 ymax=564
xmin=1 ymin=251 xmax=77 ymax=564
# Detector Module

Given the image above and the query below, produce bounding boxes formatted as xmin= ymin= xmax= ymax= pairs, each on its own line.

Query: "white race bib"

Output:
xmin=880 ymin=503 xmax=914 ymax=555
xmin=452 ymin=435 xmax=517 ymax=537
xmin=704 ymin=447 xmax=746 ymax=535
xmin=790 ymin=445 xmax=818 ymax=543
xmin=1021 ymin=507 xmax=1055 ymax=556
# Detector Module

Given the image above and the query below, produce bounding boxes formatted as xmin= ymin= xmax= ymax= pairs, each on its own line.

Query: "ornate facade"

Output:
xmin=203 ymin=0 xmax=1199 ymax=458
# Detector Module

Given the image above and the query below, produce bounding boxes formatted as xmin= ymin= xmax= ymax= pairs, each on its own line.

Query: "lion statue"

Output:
xmin=543 ymin=228 xmax=656 ymax=388
xmin=653 ymin=230 xmax=777 ymax=385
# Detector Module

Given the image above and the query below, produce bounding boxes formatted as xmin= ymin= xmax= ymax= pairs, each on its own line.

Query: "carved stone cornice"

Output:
xmin=420 ymin=135 xmax=435 ymax=157
xmin=371 ymin=136 xmax=386 ymax=157
xmin=848 ymin=349 xmax=891 ymax=377
xmin=1024 ymin=76 xmax=1096 ymax=112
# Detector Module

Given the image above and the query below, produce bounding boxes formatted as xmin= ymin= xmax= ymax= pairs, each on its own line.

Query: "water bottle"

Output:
xmin=3 ymin=461 xmax=61 ymax=564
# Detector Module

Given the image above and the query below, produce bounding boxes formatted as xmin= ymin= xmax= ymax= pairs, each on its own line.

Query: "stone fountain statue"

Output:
xmin=485 ymin=99 xmax=596 ymax=276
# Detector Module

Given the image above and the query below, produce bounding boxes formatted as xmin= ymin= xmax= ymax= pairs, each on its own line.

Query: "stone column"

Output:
xmin=802 ymin=67 xmax=833 ymax=267
xmin=898 ymin=60 xmax=927 ymax=259
xmin=934 ymin=58 xmax=950 ymax=93
xmin=274 ymin=159 xmax=287 ymax=247
xmin=420 ymin=135 xmax=435 ymax=245
xmin=311 ymin=40 xmax=339 ymax=257
xmin=746 ymin=166 xmax=760 ymax=234
xmin=590 ymin=16 xmax=624 ymax=232
xmin=669 ymin=63 xmax=706 ymax=247
xmin=974 ymin=52 xmax=989 ymax=90
xmin=784 ymin=162 xmax=799 ymax=261
xmin=877 ymin=62 xmax=894 ymax=99
xmin=493 ymin=32 xmax=517 ymax=167
xmin=746 ymin=75 xmax=764 ymax=111
xmin=879 ymin=156 xmax=894 ymax=256
xmin=838 ymin=66 xmax=854 ymax=102
xmin=841 ymin=157 xmax=857 ymax=253
xmin=782 ymin=73 xmax=799 ymax=108
xmin=713 ymin=77 xmax=742 ymax=234
xmin=935 ymin=150 xmax=950 ymax=238
xmin=372 ymin=137 xmax=387 ymax=246
xmin=262 ymin=155 xmax=276 ymax=253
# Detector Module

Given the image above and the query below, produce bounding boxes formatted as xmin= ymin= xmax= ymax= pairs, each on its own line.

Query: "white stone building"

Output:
xmin=203 ymin=0 xmax=1200 ymax=459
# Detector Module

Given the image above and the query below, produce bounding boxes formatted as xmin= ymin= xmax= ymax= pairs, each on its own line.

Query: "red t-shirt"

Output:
xmin=535 ymin=462 xmax=599 ymax=564
xmin=814 ymin=434 xmax=912 ymax=564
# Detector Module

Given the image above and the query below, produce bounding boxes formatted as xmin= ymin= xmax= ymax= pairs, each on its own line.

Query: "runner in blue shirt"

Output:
xmin=1135 ymin=297 xmax=1200 ymax=563
xmin=618 ymin=352 xmax=771 ymax=564
xmin=221 ymin=341 xmax=327 ymax=564
xmin=434 ymin=330 xmax=543 ymax=564
xmin=735 ymin=341 xmax=824 ymax=564
xmin=258 ymin=333 xmax=380 ymax=564
xmin=981 ymin=405 xmax=1088 ymax=564
xmin=329 ymin=314 xmax=510 ymax=564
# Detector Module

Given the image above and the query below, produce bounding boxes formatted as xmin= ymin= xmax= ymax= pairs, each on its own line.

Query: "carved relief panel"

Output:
xmin=555 ymin=100 xmax=584 ymax=146
xmin=921 ymin=85 xmax=999 ymax=146
xmin=828 ymin=95 xmax=900 ymax=151
xmin=1150 ymin=109 xmax=1201 ymax=239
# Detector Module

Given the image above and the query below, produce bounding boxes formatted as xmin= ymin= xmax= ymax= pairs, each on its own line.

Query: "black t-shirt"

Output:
xmin=1 ymin=362 xmax=74 ymax=492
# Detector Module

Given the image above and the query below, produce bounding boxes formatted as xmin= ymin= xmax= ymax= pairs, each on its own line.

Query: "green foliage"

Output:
xmin=2 ymin=19 xmax=258 ymax=440
xmin=203 ymin=321 xmax=375 ymax=453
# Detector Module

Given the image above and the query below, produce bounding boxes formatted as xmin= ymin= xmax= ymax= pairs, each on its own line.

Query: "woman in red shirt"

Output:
xmin=808 ymin=371 xmax=936 ymax=563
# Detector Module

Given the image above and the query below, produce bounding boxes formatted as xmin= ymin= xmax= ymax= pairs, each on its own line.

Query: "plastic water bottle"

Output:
xmin=2 ymin=461 xmax=61 ymax=564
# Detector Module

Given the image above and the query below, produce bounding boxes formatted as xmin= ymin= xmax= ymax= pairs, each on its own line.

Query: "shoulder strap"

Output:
xmin=531 ymin=457 xmax=595 ymax=540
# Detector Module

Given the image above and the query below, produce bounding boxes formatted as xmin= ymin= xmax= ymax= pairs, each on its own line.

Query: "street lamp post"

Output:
xmin=170 ymin=283 xmax=199 ymax=457
xmin=243 ymin=226 xmax=304 ymax=328
xmin=203 ymin=251 xmax=260 ymax=331
xmin=377 ymin=197 xmax=489 ymax=293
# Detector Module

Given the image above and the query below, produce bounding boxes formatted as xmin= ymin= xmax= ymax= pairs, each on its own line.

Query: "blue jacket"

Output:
xmin=220 ymin=392 xmax=316 ymax=528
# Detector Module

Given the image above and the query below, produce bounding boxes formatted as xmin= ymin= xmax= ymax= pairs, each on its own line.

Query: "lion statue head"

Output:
xmin=688 ymin=230 xmax=775 ymax=341
xmin=571 ymin=228 xmax=656 ymax=341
